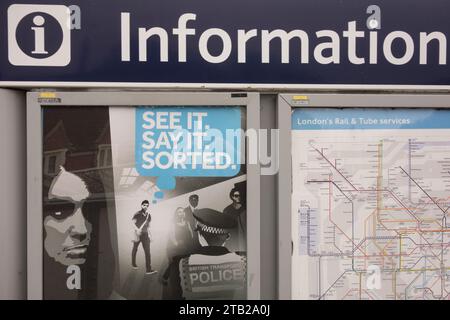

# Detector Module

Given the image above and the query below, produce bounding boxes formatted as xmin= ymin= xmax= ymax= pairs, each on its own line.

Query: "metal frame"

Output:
xmin=277 ymin=93 xmax=450 ymax=300
xmin=27 ymin=91 xmax=260 ymax=300
xmin=5 ymin=81 xmax=450 ymax=91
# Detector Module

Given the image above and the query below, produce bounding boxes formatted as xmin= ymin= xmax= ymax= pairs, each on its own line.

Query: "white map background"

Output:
xmin=292 ymin=129 xmax=450 ymax=300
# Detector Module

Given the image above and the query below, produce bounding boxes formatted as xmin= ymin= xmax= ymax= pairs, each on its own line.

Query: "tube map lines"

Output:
xmin=292 ymin=108 xmax=450 ymax=300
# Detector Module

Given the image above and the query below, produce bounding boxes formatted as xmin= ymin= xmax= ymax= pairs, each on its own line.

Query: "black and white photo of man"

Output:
xmin=131 ymin=200 xmax=156 ymax=275
xmin=44 ymin=166 xmax=92 ymax=266
xmin=43 ymin=106 xmax=116 ymax=300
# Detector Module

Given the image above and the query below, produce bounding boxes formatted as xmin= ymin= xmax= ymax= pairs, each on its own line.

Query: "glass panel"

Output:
xmin=42 ymin=105 xmax=247 ymax=300
xmin=291 ymin=108 xmax=450 ymax=300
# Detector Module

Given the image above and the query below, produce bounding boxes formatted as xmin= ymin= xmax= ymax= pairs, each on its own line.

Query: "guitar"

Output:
xmin=133 ymin=212 xmax=151 ymax=242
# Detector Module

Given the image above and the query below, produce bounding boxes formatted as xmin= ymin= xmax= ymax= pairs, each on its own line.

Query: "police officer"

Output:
xmin=162 ymin=208 xmax=246 ymax=300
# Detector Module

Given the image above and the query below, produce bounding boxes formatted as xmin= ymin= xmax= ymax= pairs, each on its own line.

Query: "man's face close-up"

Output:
xmin=141 ymin=203 xmax=149 ymax=212
xmin=189 ymin=196 xmax=199 ymax=208
xmin=44 ymin=168 xmax=92 ymax=266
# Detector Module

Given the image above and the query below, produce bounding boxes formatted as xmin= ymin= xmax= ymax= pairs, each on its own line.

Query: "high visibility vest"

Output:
xmin=179 ymin=252 xmax=247 ymax=300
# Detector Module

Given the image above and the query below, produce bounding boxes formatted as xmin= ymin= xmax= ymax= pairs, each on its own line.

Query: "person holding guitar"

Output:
xmin=131 ymin=200 xmax=157 ymax=274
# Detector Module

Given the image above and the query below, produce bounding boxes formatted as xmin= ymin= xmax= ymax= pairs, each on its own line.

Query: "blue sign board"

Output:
xmin=0 ymin=0 xmax=449 ymax=87
xmin=135 ymin=106 xmax=242 ymax=189
xmin=292 ymin=108 xmax=450 ymax=130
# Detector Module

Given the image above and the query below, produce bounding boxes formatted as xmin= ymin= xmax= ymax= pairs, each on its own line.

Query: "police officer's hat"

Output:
xmin=193 ymin=208 xmax=237 ymax=235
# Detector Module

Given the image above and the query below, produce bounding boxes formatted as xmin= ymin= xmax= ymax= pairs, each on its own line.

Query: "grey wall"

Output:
xmin=260 ymin=94 xmax=277 ymax=299
xmin=0 ymin=89 xmax=26 ymax=299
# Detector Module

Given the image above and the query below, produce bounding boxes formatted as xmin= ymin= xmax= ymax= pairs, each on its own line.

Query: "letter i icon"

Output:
xmin=31 ymin=15 xmax=48 ymax=54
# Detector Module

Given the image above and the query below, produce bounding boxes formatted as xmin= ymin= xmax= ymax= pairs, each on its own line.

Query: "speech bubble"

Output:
xmin=135 ymin=106 xmax=242 ymax=192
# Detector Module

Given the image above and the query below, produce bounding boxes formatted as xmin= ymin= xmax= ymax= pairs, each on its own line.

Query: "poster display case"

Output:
xmin=278 ymin=93 xmax=450 ymax=300
xmin=27 ymin=92 xmax=260 ymax=300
